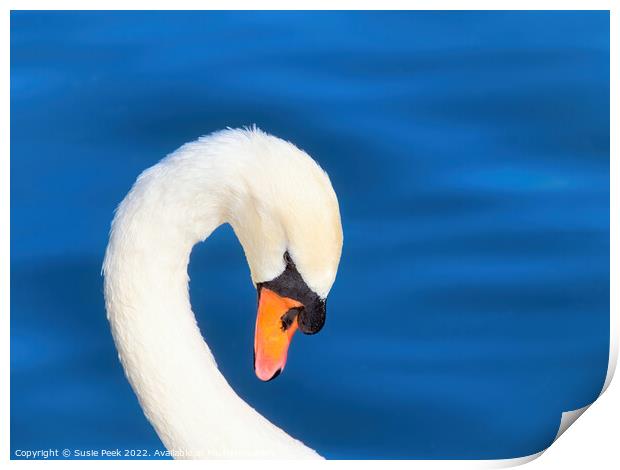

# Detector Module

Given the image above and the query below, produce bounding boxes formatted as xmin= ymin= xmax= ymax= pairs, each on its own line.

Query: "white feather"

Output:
xmin=102 ymin=128 xmax=343 ymax=459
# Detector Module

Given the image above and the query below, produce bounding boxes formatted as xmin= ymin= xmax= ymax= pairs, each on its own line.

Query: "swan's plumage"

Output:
xmin=103 ymin=128 xmax=343 ymax=459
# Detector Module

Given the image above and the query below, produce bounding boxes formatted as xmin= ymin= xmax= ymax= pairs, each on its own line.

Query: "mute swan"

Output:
xmin=102 ymin=128 xmax=343 ymax=459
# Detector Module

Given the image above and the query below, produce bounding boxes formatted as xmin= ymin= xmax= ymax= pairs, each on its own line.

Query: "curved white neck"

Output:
xmin=103 ymin=133 xmax=322 ymax=459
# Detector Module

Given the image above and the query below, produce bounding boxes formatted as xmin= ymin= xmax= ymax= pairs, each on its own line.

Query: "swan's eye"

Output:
xmin=283 ymin=251 xmax=293 ymax=266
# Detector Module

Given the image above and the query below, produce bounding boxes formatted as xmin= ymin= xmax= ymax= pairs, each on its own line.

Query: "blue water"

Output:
xmin=10 ymin=11 xmax=609 ymax=459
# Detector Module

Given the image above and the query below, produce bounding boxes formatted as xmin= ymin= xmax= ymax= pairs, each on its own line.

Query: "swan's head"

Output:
xmin=220 ymin=128 xmax=343 ymax=381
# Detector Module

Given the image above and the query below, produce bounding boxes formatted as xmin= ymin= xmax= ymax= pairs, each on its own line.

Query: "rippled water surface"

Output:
xmin=11 ymin=11 xmax=609 ymax=459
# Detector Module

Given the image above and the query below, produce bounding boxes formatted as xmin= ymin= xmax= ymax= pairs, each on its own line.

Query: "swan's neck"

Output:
xmin=103 ymin=136 xmax=320 ymax=459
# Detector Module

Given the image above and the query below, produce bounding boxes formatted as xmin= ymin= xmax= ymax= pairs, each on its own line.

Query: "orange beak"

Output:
xmin=254 ymin=287 xmax=303 ymax=381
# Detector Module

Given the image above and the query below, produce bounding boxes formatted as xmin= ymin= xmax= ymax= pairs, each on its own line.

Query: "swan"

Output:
xmin=102 ymin=127 xmax=343 ymax=459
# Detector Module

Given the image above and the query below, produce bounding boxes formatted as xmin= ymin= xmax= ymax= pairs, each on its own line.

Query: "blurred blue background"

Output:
xmin=11 ymin=11 xmax=609 ymax=459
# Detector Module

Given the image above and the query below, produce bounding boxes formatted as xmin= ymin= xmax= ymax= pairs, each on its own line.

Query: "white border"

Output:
xmin=2 ymin=2 xmax=617 ymax=468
